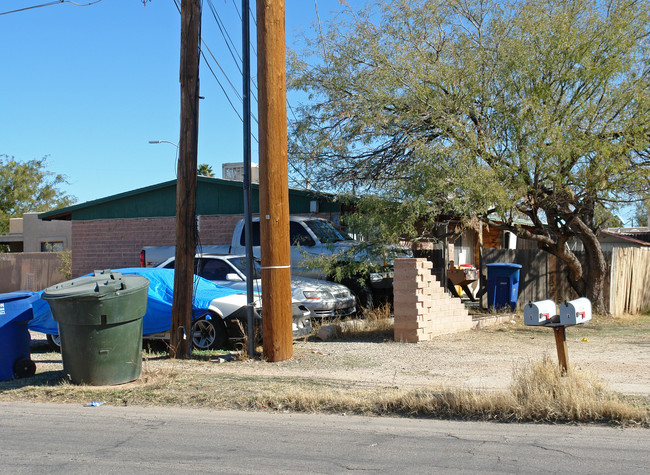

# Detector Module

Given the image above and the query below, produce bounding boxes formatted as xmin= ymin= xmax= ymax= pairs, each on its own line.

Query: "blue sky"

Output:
xmin=1 ymin=0 xmax=353 ymax=205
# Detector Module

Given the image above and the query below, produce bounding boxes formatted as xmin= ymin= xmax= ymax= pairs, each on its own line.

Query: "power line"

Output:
xmin=172 ymin=0 xmax=258 ymax=134
xmin=207 ymin=0 xmax=242 ymax=73
xmin=0 ymin=0 xmax=103 ymax=16
xmin=230 ymin=0 xmax=257 ymax=55
xmin=183 ymin=0 xmax=306 ymax=184
xmin=202 ymin=42 xmax=243 ymax=103
xmin=205 ymin=0 xmax=259 ymax=103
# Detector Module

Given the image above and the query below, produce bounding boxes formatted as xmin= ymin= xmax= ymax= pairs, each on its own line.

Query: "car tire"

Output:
xmin=191 ymin=314 xmax=228 ymax=351
xmin=342 ymin=277 xmax=373 ymax=313
xmin=13 ymin=358 xmax=36 ymax=379
xmin=46 ymin=334 xmax=61 ymax=352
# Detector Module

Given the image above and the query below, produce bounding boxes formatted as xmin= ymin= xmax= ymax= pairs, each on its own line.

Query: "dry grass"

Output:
xmin=507 ymin=355 xmax=646 ymax=423
xmin=2 ymin=310 xmax=647 ymax=425
xmin=338 ymin=304 xmax=394 ymax=339
xmin=484 ymin=311 xmax=650 ymax=341
xmin=249 ymin=356 xmax=648 ymax=425
xmin=1 ymin=351 xmax=647 ymax=426
xmin=306 ymin=304 xmax=395 ymax=341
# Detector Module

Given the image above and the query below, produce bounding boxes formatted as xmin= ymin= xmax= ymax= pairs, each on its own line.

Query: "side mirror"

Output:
xmin=226 ymin=273 xmax=243 ymax=282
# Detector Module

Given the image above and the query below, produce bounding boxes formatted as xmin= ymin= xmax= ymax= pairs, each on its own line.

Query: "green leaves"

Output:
xmin=289 ymin=0 xmax=650 ymax=239
xmin=197 ymin=163 xmax=214 ymax=177
xmin=0 ymin=155 xmax=75 ymax=234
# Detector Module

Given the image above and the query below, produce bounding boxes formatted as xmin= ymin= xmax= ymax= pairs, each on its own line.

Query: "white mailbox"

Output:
xmin=559 ymin=298 xmax=592 ymax=325
xmin=523 ymin=300 xmax=556 ymax=326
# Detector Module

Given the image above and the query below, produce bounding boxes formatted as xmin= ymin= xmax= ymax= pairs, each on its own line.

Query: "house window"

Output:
xmin=41 ymin=241 xmax=64 ymax=252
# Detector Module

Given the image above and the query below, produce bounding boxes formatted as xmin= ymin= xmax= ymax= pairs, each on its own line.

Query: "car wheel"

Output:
xmin=342 ymin=277 xmax=373 ymax=313
xmin=13 ymin=358 xmax=36 ymax=379
xmin=191 ymin=315 xmax=228 ymax=350
xmin=46 ymin=334 xmax=61 ymax=352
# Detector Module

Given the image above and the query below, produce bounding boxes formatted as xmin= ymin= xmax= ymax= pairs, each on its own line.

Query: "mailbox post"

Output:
xmin=551 ymin=325 xmax=570 ymax=374
xmin=524 ymin=298 xmax=592 ymax=375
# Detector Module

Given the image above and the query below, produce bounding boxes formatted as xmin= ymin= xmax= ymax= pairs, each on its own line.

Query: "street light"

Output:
xmin=148 ymin=140 xmax=178 ymax=148
xmin=149 ymin=140 xmax=179 ymax=174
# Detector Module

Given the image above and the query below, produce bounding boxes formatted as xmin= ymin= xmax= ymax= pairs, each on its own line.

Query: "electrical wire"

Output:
xmin=206 ymin=0 xmax=259 ymax=103
xmin=0 ymin=0 xmax=103 ymax=16
xmin=208 ymin=0 xmax=257 ymax=103
xmin=230 ymin=0 xmax=257 ymax=55
xmin=201 ymin=49 xmax=244 ymax=120
xmin=202 ymin=42 xmax=243 ymax=103
xmin=173 ymin=0 xmax=259 ymax=135
xmin=207 ymin=0 xmax=242 ymax=73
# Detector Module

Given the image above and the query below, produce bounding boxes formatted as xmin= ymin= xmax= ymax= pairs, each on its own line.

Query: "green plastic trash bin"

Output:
xmin=42 ymin=270 xmax=148 ymax=385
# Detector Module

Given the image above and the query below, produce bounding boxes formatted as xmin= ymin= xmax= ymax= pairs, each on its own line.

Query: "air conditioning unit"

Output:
xmin=222 ymin=162 xmax=259 ymax=183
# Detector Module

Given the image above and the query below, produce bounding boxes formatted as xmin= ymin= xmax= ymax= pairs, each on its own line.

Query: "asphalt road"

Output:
xmin=0 ymin=402 xmax=647 ymax=474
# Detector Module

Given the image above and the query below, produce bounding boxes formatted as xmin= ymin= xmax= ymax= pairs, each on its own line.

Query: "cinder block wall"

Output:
xmin=393 ymin=258 xmax=472 ymax=342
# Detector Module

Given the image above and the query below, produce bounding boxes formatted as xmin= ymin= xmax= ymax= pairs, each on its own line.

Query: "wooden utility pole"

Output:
xmin=170 ymin=0 xmax=202 ymax=359
xmin=257 ymin=0 xmax=293 ymax=361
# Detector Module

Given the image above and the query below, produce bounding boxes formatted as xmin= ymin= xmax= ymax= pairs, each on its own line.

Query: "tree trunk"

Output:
xmin=572 ymin=225 xmax=609 ymax=316
xmin=507 ymin=218 xmax=609 ymax=315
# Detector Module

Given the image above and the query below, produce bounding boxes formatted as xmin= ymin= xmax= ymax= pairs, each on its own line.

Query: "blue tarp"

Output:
xmin=27 ymin=267 xmax=244 ymax=336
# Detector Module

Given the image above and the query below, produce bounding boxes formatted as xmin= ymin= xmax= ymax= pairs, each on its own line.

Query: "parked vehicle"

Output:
xmin=157 ymin=254 xmax=356 ymax=318
xmin=28 ymin=267 xmax=311 ymax=352
xmin=140 ymin=245 xmax=229 ymax=268
xmin=140 ymin=216 xmax=413 ymax=310
xmin=229 ymin=216 xmax=413 ymax=309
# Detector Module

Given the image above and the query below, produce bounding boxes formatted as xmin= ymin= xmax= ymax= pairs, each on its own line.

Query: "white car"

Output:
xmin=35 ymin=268 xmax=312 ymax=352
xmin=158 ymin=254 xmax=357 ymax=318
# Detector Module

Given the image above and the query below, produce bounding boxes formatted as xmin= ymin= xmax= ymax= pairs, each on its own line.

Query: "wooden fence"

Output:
xmin=0 ymin=252 xmax=67 ymax=293
xmin=609 ymin=248 xmax=650 ymax=315
xmin=483 ymin=248 xmax=650 ymax=316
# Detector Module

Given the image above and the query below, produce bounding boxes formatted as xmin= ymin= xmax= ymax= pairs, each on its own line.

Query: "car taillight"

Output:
xmin=140 ymin=250 xmax=146 ymax=267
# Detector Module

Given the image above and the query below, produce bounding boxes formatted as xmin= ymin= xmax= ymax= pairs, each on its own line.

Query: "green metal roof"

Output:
xmin=39 ymin=177 xmax=340 ymax=221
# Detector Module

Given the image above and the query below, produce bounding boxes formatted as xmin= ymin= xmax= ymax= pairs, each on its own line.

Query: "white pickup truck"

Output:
xmin=229 ymin=216 xmax=412 ymax=309
xmin=141 ymin=216 xmax=412 ymax=309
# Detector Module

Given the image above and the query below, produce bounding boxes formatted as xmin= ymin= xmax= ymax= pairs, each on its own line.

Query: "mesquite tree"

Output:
xmin=288 ymin=0 xmax=650 ymax=314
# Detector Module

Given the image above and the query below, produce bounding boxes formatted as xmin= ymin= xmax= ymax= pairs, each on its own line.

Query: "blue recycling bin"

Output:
xmin=486 ymin=263 xmax=522 ymax=311
xmin=0 ymin=291 xmax=39 ymax=381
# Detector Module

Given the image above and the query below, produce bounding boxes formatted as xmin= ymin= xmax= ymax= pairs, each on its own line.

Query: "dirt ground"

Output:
xmin=28 ymin=314 xmax=650 ymax=397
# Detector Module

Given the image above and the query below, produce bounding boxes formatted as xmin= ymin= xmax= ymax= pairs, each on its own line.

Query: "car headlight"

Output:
xmin=303 ymin=290 xmax=333 ymax=300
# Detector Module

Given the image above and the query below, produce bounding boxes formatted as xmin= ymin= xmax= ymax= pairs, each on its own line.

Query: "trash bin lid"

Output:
xmin=0 ymin=291 xmax=40 ymax=306
xmin=42 ymin=270 xmax=126 ymax=300
xmin=486 ymin=263 xmax=522 ymax=269
xmin=0 ymin=291 xmax=40 ymax=326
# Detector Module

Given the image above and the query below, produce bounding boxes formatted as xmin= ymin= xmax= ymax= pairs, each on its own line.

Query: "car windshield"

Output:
xmin=305 ymin=219 xmax=351 ymax=243
xmin=226 ymin=256 xmax=262 ymax=279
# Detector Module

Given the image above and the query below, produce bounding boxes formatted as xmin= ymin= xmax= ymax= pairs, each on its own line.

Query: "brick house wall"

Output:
xmin=72 ymin=215 xmax=242 ymax=277
xmin=71 ymin=212 xmax=337 ymax=277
